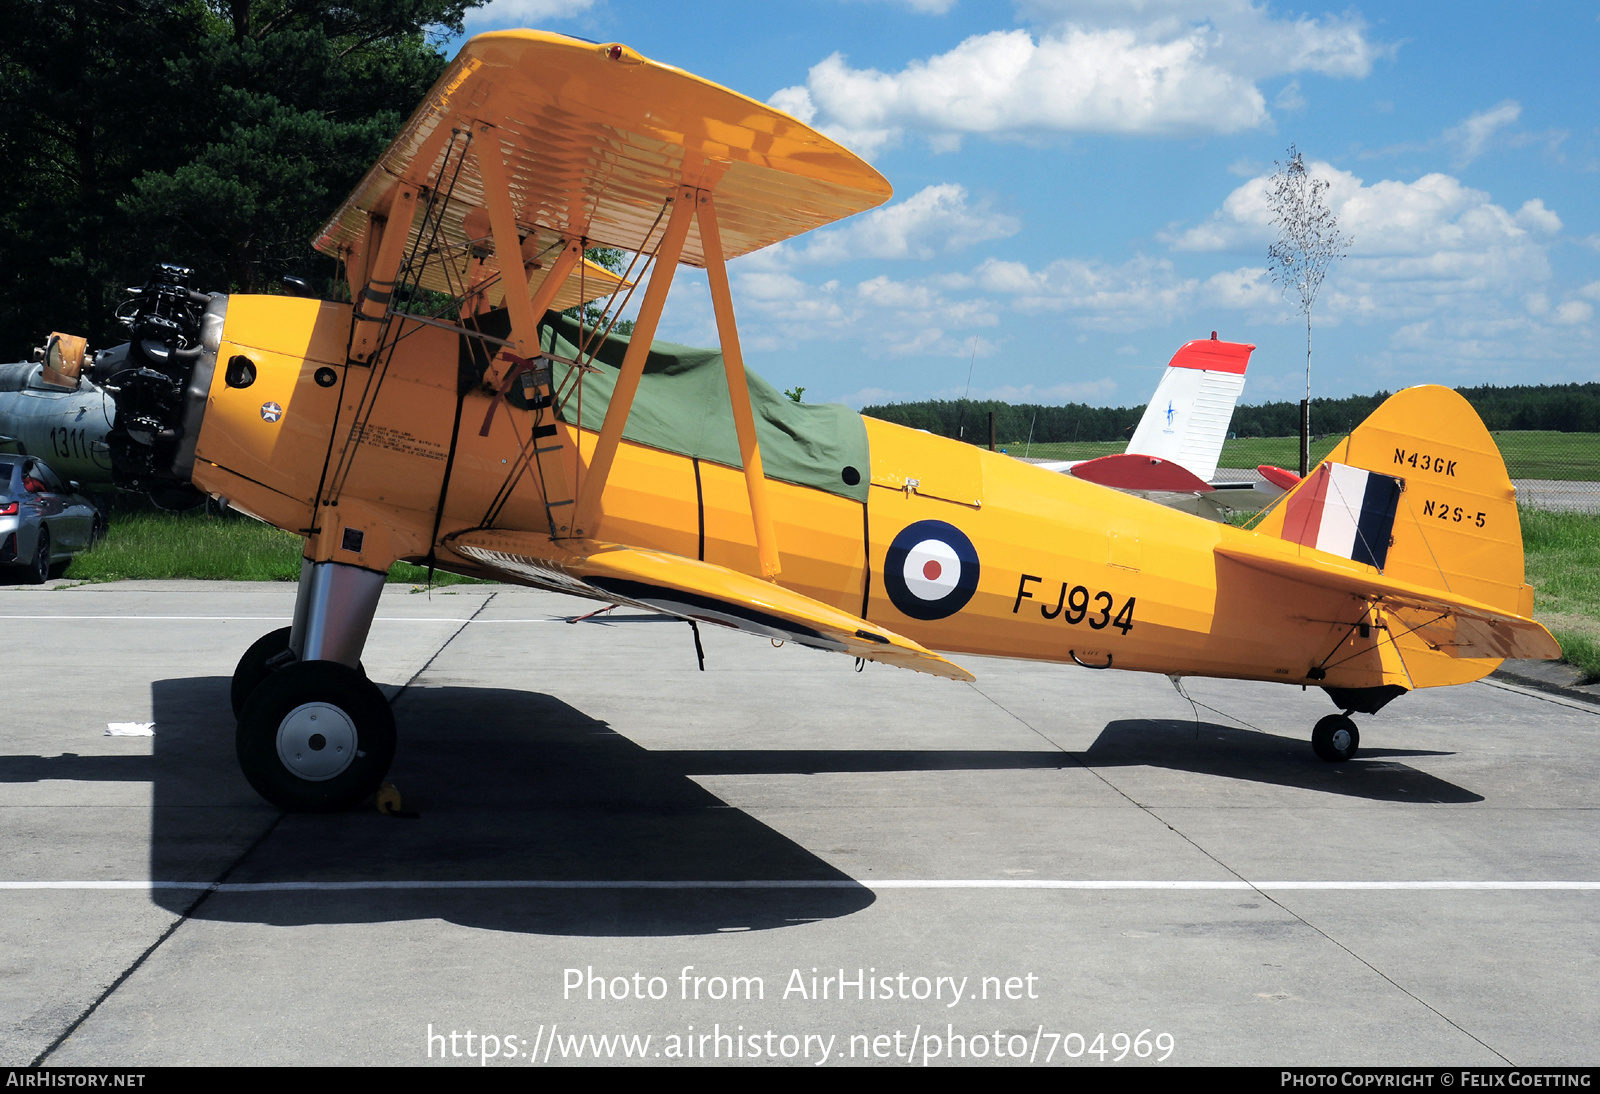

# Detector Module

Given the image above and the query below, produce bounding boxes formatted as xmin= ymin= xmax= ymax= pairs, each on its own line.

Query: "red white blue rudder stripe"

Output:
xmin=1282 ymin=463 xmax=1402 ymax=569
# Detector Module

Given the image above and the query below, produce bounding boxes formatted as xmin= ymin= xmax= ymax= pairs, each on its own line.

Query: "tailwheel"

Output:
xmin=236 ymin=660 xmax=395 ymax=812
xmin=1312 ymin=713 xmax=1360 ymax=763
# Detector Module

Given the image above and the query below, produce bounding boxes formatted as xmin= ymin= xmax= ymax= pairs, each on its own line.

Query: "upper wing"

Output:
xmin=1215 ymin=542 xmax=1560 ymax=661
xmin=314 ymin=30 xmax=892 ymax=298
xmin=448 ymin=530 xmax=974 ymax=681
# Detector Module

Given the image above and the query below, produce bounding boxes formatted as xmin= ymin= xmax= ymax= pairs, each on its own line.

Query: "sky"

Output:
xmin=443 ymin=1 xmax=1600 ymax=410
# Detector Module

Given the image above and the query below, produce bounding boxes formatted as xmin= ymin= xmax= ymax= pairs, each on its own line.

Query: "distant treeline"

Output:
xmin=861 ymin=383 xmax=1600 ymax=442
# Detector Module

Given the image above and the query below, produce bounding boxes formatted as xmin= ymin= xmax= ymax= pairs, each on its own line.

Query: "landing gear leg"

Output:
xmin=234 ymin=560 xmax=390 ymax=810
xmin=1312 ymin=713 xmax=1360 ymax=762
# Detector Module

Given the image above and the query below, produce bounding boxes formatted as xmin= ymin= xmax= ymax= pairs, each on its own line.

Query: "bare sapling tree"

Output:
xmin=1266 ymin=145 xmax=1349 ymax=476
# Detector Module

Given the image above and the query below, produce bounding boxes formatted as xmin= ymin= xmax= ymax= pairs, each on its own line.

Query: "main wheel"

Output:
xmin=236 ymin=660 xmax=396 ymax=812
xmin=1312 ymin=714 xmax=1360 ymax=762
xmin=230 ymin=627 xmax=368 ymax=719
xmin=24 ymin=528 xmax=49 ymax=585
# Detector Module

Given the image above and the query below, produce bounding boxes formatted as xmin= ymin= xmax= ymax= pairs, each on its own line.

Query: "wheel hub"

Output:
xmin=276 ymin=702 xmax=358 ymax=781
xmin=1331 ymin=728 xmax=1352 ymax=752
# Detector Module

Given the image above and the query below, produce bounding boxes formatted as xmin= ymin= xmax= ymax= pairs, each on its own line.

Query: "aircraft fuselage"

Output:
xmin=0 ymin=363 xmax=116 ymax=489
xmin=187 ymin=295 xmax=1446 ymax=698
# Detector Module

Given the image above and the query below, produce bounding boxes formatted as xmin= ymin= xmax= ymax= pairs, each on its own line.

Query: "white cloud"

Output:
xmin=1444 ymin=100 xmax=1521 ymax=165
xmin=971 ymin=254 xmax=1200 ymax=328
xmin=1013 ymin=1 xmax=1385 ymax=78
xmin=783 ymin=184 xmax=1020 ymax=265
xmin=1554 ymin=301 xmax=1593 ymax=325
xmin=1514 ymin=199 xmax=1562 ymax=234
xmin=1165 ymin=164 xmax=1564 ymax=323
xmin=852 ymin=0 xmax=958 ymax=12
xmin=463 ymin=0 xmax=595 ymax=27
xmin=719 ymin=264 xmax=1002 ymax=359
xmin=771 ymin=2 xmax=1386 ymax=152
xmin=1273 ymin=79 xmax=1306 ymax=113
xmin=1359 ymin=101 xmax=1565 ymax=168
xmin=1202 ymin=265 xmax=1282 ymax=311
xmin=1579 ymin=282 xmax=1600 ymax=301
xmin=767 ymin=84 xmax=816 ymax=124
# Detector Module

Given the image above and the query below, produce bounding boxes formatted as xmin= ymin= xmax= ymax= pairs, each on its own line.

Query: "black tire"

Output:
xmin=232 ymin=627 xmax=293 ymax=719
xmin=1312 ymin=714 xmax=1360 ymax=762
xmin=236 ymin=660 xmax=395 ymax=812
xmin=24 ymin=528 xmax=49 ymax=585
xmin=230 ymin=628 xmax=368 ymax=719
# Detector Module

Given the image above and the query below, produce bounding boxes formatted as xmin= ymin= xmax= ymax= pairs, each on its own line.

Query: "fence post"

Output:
xmin=1299 ymin=399 xmax=1311 ymax=477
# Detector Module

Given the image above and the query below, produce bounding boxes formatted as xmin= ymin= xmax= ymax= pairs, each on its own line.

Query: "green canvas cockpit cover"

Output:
xmin=521 ymin=312 xmax=870 ymax=503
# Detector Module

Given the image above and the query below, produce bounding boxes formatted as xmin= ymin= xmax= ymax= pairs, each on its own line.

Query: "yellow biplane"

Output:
xmin=102 ymin=31 xmax=1558 ymax=810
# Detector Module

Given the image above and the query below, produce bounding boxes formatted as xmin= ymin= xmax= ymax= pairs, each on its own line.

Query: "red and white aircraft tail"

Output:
xmin=1036 ymin=335 xmax=1300 ymax=518
xmin=1122 ymin=336 xmax=1250 ymax=484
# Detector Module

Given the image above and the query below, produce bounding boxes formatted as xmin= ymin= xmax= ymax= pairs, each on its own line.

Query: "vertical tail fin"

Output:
xmin=1255 ymin=384 xmax=1531 ymax=617
xmin=1124 ymin=337 xmax=1252 ymax=482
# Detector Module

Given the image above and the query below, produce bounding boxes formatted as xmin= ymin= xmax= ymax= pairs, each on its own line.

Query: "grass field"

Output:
xmin=1520 ymin=508 xmax=1600 ymax=680
xmin=62 ymin=510 xmax=490 ymax=586
xmin=1011 ymin=430 xmax=1600 ymax=481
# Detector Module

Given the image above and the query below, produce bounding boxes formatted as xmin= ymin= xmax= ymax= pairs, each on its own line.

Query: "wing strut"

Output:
xmin=570 ymin=186 xmax=783 ymax=578
xmin=572 ymin=187 xmax=695 ymax=537
xmin=472 ymin=122 xmax=583 ymax=534
xmin=697 ymin=192 xmax=781 ymax=578
xmin=471 ymin=124 xmax=583 ymax=354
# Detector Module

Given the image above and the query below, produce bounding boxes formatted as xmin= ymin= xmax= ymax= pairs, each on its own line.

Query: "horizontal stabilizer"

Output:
xmin=1257 ymin=464 xmax=1301 ymax=492
xmin=449 ymin=530 xmax=974 ymax=681
xmin=1215 ymin=543 xmax=1559 ymax=661
xmin=1071 ymin=453 xmax=1213 ymax=493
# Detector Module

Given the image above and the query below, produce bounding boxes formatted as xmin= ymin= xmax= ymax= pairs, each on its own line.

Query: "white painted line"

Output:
xmin=2 ymin=880 xmax=1596 ymax=892
xmin=104 ymin=723 xmax=154 ymax=737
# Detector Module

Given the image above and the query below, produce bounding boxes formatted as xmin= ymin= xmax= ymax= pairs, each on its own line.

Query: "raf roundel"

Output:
xmin=883 ymin=520 xmax=981 ymax=621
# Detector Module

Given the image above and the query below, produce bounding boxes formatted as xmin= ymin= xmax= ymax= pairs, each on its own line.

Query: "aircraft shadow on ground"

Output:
xmin=2 ymin=680 xmax=1482 ymax=937
xmin=1085 ymin=718 xmax=1483 ymax=804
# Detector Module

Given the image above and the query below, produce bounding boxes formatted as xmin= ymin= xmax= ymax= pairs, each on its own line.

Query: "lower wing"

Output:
xmin=447 ymin=530 xmax=975 ymax=681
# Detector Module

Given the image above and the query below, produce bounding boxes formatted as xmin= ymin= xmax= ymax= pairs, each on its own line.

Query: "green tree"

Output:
xmin=0 ymin=0 xmax=203 ymax=353
xmin=567 ymin=247 xmax=637 ymax=336
xmin=0 ymin=0 xmax=480 ymax=354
